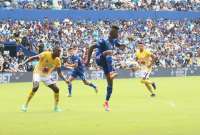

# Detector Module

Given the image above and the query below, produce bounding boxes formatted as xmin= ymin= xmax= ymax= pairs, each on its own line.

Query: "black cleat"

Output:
xmin=151 ymin=93 xmax=156 ymax=97
xmin=152 ymin=82 xmax=156 ymax=90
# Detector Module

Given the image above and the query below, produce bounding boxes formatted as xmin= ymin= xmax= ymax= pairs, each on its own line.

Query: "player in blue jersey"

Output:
xmin=85 ymin=25 xmax=125 ymax=111
xmin=64 ymin=47 xmax=98 ymax=97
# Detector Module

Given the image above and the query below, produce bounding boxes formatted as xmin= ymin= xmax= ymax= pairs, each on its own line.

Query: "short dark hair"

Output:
xmin=53 ymin=46 xmax=60 ymax=52
xmin=111 ymin=25 xmax=119 ymax=30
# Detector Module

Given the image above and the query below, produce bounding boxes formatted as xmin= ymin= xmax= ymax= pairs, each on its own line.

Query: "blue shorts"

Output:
xmin=96 ymin=54 xmax=113 ymax=75
xmin=70 ymin=70 xmax=86 ymax=81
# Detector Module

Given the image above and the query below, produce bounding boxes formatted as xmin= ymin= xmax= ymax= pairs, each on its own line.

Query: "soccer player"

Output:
xmin=20 ymin=46 xmax=68 ymax=112
xmin=85 ymin=25 xmax=125 ymax=111
xmin=135 ymin=42 xmax=157 ymax=97
xmin=64 ymin=47 xmax=98 ymax=97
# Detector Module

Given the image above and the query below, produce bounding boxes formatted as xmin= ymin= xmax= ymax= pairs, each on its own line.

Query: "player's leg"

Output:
xmin=104 ymin=54 xmax=118 ymax=80
xmin=48 ymin=84 xmax=61 ymax=112
xmin=97 ymin=54 xmax=117 ymax=80
xmin=25 ymin=82 xmax=39 ymax=106
xmin=67 ymin=75 xmax=75 ymax=97
xmin=103 ymin=73 xmax=113 ymax=111
xmin=79 ymin=72 xmax=98 ymax=93
xmin=141 ymin=78 xmax=156 ymax=97
xmin=104 ymin=54 xmax=118 ymax=79
xmin=82 ymin=79 xmax=98 ymax=93
xmin=21 ymin=74 xmax=40 ymax=112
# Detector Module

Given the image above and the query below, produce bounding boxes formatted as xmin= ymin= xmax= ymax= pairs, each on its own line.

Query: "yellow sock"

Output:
xmin=54 ymin=93 xmax=59 ymax=107
xmin=141 ymin=79 xmax=153 ymax=85
xmin=25 ymin=91 xmax=35 ymax=106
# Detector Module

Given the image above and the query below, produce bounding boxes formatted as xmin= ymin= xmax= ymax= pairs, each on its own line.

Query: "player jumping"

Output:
xmin=64 ymin=47 xmax=98 ymax=97
xmin=20 ymin=46 xmax=68 ymax=112
xmin=133 ymin=42 xmax=157 ymax=97
xmin=85 ymin=25 xmax=125 ymax=111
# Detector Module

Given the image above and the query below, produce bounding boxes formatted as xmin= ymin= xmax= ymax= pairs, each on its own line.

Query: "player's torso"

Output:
xmin=34 ymin=52 xmax=60 ymax=76
xmin=71 ymin=55 xmax=84 ymax=71
xmin=136 ymin=50 xmax=152 ymax=70
xmin=96 ymin=39 xmax=117 ymax=55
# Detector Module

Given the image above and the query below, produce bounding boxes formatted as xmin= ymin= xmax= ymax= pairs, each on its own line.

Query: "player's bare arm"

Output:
xmin=20 ymin=54 xmax=40 ymax=66
xmin=64 ymin=62 xmax=78 ymax=68
xmin=148 ymin=54 xmax=156 ymax=68
xmin=56 ymin=67 xmax=68 ymax=83
xmin=85 ymin=45 xmax=97 ymax=66
xmin=103 ymin=50 xmax=113 ymax=56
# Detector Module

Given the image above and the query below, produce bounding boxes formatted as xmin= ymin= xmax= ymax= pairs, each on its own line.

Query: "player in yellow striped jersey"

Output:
xmin=135 ymin=42 xmax=157 ymax=97
xmin=20 ymin=46 xmax=68 ymax=112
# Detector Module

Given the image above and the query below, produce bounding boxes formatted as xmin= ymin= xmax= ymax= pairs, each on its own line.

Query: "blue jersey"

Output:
xmin=95 ymin=38 xmax=120 ymax=74
xmin=96 ymin=38 xmax=120 ymax=56
xmin=69 ymin=55 xmax=85 ymax=72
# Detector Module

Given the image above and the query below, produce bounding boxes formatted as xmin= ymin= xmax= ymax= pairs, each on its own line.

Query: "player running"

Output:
xmin=20 ymin=46 xmax=68 ymax=112
xmin=85 ymin=25 xmax=125 ymax=111
xmin=133 ymin=42 xmax=157 ymax=97
xmin=64 ymin=47 xmax=98 ymax=97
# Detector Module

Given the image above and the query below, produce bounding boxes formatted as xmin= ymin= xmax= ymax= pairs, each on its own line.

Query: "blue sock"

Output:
xmin=88 ymin=83 xmax=96 ymax=89
xmin=68 ymin=83 xmax=72 ymax=95
xmin=106 ymin=85 xmax=113 ymax=101
xmin=105 ymin=56 xmax=113 ymax=72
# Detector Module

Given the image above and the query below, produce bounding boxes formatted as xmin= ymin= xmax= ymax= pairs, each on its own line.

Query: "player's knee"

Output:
xmin=83 ymin=80 xmax=89 ymax=85
xmin=52 ymin=86 xmax=59 ymax=93
xmin=68 ymin=82 xmax=72 ymax=86
xmin=32 ymin=82 xmax=39 ymax=92
xmin=32 ymin=86 xmax=39 ymax=92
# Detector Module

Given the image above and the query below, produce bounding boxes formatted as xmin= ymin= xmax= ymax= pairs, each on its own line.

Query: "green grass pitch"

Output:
xmin=0 ymin=76 xmax=200 ymax=135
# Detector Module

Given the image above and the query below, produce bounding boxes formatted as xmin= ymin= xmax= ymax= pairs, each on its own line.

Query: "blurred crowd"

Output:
xmin=0 ymin=0 xmax=200 ymax=11
xmin=0 ymin=17 xmax=200 ymax=73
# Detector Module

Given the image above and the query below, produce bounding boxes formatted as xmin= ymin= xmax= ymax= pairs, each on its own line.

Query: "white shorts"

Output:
xmin=33 ymin=73 xmax=56 ymax=86
xmin=135 ymin=70 xmax=151 ymax=79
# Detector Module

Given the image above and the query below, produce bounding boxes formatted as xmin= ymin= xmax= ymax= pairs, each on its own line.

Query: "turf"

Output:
xmin=0 ymin=76 xmax=200 ymax=135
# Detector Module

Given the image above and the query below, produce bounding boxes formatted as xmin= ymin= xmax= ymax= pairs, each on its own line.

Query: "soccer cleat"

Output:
xmin=151 ymin=93 xmax=156 ymax=97
xmin=152 ymin=82 xmax=157 ymax=90
xmin=21 ymin=105 xmax=28 ymax=112
xmin=103 ymin=101 xmax=110 ymax=112
xmin=68 ymin=94 xmax=72 ymax=97
xmin=54 ymin=106 xmax=62 ymax=112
